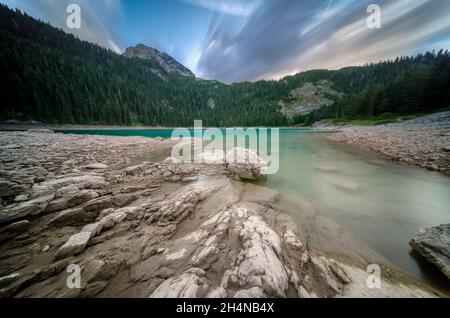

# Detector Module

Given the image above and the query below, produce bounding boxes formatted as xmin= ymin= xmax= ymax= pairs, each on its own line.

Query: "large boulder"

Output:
xmin=225 ymin=147 xmax=268 ymax=180
xmin=410 ymin=224 xmax=450 ymax=280
xmin=198 ymin=150 xmax=225 ymax=165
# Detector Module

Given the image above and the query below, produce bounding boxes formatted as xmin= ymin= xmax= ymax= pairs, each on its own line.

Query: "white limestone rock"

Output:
xmin=206 ymin=287 xmax=228 ymax=298
xmin=149 ymin=269 xmax=209 ymax=298
xmin=234 ymin=287 xmax=265 ymax=298
xmin=81 ymin=222 xmax=103 ymax=238
xmin=224 ymin=215 xmax=288 ymax=297
xmin=55 ymin=231 xmax=91 ymax=260
xmin=225 ymin=147 xmax=268 ymax=180
xmin=198 ymin=150 xmax=226 ymax=164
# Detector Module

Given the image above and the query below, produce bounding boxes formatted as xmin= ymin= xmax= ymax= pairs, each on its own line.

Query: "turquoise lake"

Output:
xmin=61 ymin=128 xmax=450 ymax=291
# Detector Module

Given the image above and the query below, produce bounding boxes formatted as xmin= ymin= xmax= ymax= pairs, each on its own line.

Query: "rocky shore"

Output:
xmin=323 ymin=111 xmax=450 ymax=175
xmin=0 ymin=130 xmax=440 ymax=298
xmin=0 ymin=121 xmax=175 ymax=131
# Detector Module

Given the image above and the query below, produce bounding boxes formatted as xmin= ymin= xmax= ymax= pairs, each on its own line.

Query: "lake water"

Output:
xmin=61 ymin=128 xmax=450 ymax=291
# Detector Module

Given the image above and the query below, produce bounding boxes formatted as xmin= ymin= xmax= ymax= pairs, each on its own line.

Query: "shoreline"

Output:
xmin=0 ymin=123 xmax=309 ymax=131
xmin=0 ymin=130 xmax=441 ymax=298
xmin=2 ymin=111 xmax=448 ymax=176
xmin=2 ymin=111 xmax=447 ymax=177
xmin=0 ymin=123 xmax=179 ymax=131
xmin=320 ymin=111 xmax=450 ymax=176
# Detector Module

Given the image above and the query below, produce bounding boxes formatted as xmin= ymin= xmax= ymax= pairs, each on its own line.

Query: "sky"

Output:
xmin=2 ymin=0 xmax=450 ymax=83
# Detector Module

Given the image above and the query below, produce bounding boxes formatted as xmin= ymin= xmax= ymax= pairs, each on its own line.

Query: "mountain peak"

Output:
xmin=123 ymin=44 xmax=195 ymax=78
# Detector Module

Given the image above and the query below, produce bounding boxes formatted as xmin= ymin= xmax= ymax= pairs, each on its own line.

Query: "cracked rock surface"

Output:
xmin=0 ymin=130 xmax=438 ymax=298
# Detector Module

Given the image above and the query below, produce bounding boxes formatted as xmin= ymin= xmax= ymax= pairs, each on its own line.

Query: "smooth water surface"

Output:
xmin=62 ymin=129 xmax=450 ymax=289
xmin=264 ymin=129 xmax=450 ymax=289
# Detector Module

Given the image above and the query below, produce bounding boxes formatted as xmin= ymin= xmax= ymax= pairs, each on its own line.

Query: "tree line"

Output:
xmin=0 ymin=4 xmax=449 ymax=127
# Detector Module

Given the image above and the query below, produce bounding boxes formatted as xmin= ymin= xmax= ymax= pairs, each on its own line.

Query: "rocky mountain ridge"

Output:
xmin=123 ymin=44 xmax=195 ymax=78
xmin=280 ymin=80 xmax=345 ymax=118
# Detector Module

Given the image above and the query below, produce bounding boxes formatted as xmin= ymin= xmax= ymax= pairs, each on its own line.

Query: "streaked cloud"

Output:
xmin=1 ymin=0 xmax=123 ymax=53
xmin=197 ymin=0 xmax=450 ymax=82
xmin=180 ymin=0 xmax=260 ymax=16
xmin=2 ymin=0 xmax=450 ymax=81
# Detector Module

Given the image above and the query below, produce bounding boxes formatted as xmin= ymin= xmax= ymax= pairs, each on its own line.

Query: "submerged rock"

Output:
xmin=410 ymin=224 xmax=450 ymax=280
xmin=332 ymin=181 xmax=361 ymax=193
xmin=315 ymin=166 xmax=339 ymax=173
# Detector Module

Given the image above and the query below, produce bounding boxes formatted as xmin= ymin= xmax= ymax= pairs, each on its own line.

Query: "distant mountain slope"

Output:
xmin=0 ymin=4 xmax=449 ymax=127
xmin=124 ymin=44 xmax=195 ymax=78
xmin=0 ymin=4 xmax=285 ymax=126
xmin=0 ymin=5 xmax=211 ymax=126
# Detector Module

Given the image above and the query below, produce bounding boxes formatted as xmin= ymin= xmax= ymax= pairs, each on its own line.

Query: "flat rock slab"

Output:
xmin=0 ymin=194 xmax=54 ymax=224
xmin=410 ymin=224 xmax=450 ymax=280
xmin=55 ymin=231 xmax=91 ymax=260
xmin=85 ymin=163 xmax=108 ymax=170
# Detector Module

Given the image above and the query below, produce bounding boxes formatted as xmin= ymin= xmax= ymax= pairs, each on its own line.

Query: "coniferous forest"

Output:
xmin=1 ymin=4 xmax=449 ymax=127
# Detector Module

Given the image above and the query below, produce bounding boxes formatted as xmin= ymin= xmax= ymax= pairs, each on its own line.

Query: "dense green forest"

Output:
xmin=1 ymin=5 xmax=449 ymax=127
xmin=292 ymin=53 xmax=450 ymax=125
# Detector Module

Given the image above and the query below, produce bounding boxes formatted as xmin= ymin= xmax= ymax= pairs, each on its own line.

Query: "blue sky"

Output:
xmin=2 ymin=0 xmax=450 ymax=82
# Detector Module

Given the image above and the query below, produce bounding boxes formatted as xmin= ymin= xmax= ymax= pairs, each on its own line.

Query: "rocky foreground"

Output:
xmin=324 ymin=111 xmax=450 ymax=175
xmin=0 ymin=130 xmax=439 ymax=298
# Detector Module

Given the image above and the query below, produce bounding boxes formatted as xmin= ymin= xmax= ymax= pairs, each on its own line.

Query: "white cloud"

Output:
xmin=107 ymin=39 xmax=122 ymax=54
xmin=1 ymin=0 xmax=123 ymax=53
xmin=180 ymin=0 xmax=259 ymax=16
xmin=198 ymin=0 xmax=450 ymax=82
